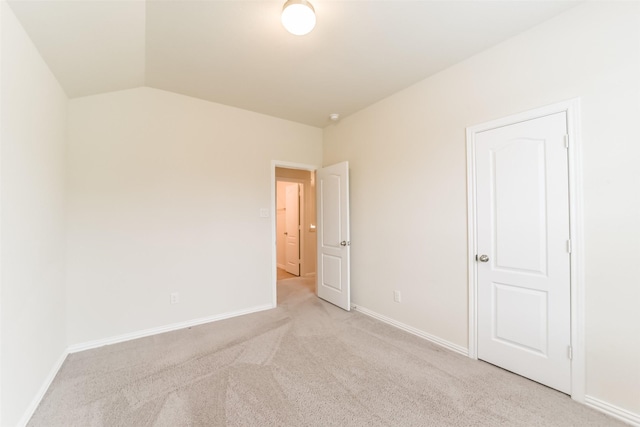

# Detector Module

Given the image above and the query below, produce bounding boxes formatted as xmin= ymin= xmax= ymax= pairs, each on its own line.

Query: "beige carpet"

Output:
xmin=29 ymin=277 xmax=623 ymax=426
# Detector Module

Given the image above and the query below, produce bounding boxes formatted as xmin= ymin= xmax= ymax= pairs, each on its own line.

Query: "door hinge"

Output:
xmin=564 ymin=134 xmax=569 ymax=149
xmin=566 ymin=239 xmax=572 ymax=254
xmin=567 ymin=345 xmax=573 ymax=360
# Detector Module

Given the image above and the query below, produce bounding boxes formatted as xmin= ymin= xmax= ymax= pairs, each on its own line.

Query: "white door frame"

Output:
xmin=466 ymin=98 xmax=585 ymax=402
xmin=271 ymin=161 xmax=319 ymax=308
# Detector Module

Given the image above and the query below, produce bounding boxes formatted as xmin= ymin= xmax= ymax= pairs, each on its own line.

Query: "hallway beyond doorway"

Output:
xmin=277 ymin=267 xmax=297 ymax=281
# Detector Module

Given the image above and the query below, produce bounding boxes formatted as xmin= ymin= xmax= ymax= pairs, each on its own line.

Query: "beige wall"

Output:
xmin=66 ymin=87 xmax=322 ymax=345
xmin=276 ymin=167 xmax=312 ymax=181
xmin=324 ymin=1 xmax=640 ymax=416
xmin=1 ymin=3 xmax=69 ymax=426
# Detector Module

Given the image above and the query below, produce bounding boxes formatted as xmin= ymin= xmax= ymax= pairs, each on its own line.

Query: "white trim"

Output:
xmin=271 ymin=161 xmax=319 ymax=308
xmin=16 ymin=350 xmax=68 ymax=427
xmin=465 ymin=98 xmax=585 ymax=401
xmin=352 ymin=304 xmax=469 ymax=356
xmin=584 ymin=396 xmax=640 ymax=426
xmin=67 ymin=304 xmax=272 ymax=353
xmin=565 ymin=101 xmax=586 ymax=402
xmin=19 ymin=304 xmax=272 ymax=425
xmin=466 ymin=125 xmax=478 ymax=360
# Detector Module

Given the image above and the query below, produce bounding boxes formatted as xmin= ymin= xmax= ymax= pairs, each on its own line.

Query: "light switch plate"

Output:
xmin=393 ymin=290 xmax=402 ymax=303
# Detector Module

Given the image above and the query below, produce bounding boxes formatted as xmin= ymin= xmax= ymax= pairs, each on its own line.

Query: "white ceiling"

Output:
xmin=8 ymin=0 xmax=580 ymax=127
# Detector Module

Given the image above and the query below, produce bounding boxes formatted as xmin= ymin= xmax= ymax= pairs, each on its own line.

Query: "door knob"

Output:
xmin=340 ymin=241 xmax=347 ymax=246
xmin=478 ymin=254 xmax=489 ymax=262
xmin=284 ymin=232 xmax=288 ymax=235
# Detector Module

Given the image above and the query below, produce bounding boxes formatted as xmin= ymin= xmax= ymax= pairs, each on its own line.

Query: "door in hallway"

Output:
xmin=475 ymin=112 xmax=571 ymax=393
xmin=285 ymin=183 xmax=300 ymax=276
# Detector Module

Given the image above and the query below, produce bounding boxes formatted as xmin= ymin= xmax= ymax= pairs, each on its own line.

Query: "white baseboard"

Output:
xmin=67 ymin=304 xmax=273 ymax=353
xmin=351 ymin=304 xmax=469 ymax=356
xmin=585 ymin=395 xmax=640 ymax=426
xmin=18 ymin=304 xmax=274 ymax=426
xmin=351 ymin=306 xmax=640 ymax=425
xmin=17 ymin=304 xmax=640 ymax=427
xmin=16 ymin=349 xmax=68 ymax=427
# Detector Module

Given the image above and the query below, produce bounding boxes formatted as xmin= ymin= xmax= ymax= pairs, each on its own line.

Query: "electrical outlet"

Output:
xmin=393 ymin=290 xmax=401 ymax=303
xmin=259 ymin=208 xmax=269 ymax=218
xmin=170 ymin=292 xmax=180 ymax=304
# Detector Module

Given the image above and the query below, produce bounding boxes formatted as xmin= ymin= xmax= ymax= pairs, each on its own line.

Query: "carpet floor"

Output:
xmin=28 ymin=277 xmax=624 ymax=426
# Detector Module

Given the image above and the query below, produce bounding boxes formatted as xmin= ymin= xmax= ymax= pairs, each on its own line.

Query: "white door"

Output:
xmin=317 ymin=161 xmax=350 ymax=311
xmin=476 ymin=112 xmax=571 ymax=394
xmin=285 ymin=183 xmax=300 ymax=276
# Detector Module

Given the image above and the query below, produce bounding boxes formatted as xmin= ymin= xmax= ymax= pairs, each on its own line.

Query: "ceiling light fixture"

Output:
xmin=281 ymin=0 xmax=316 ymax=36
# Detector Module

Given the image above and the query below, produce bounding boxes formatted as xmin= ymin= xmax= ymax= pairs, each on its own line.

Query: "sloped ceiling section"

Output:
xmin=8 ymin=1 xmax=580 ymax=127
xmin=8 ymin=0 xmax=146 ymax=98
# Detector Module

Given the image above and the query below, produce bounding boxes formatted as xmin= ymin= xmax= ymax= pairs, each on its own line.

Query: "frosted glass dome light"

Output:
xmin=281 ymin=0 xmax=316 ymax=36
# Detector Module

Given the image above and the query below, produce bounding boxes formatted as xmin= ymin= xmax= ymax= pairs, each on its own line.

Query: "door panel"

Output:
xmin=493 ymin=139 xmax=547 ymax=274
xmin=476 ymin=112 xmax=571 ymax=394
xmin=317 ymin=162 xmax=350 ymax=311
xmin=493 ymin=283 xmax=547 ymax=354
xmin=320 ymin=254 xmax=342 ymax=290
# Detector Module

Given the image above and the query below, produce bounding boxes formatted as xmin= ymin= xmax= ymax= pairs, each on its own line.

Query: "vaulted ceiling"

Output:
xmin=8 ymin=0 xmax=580 ymax=127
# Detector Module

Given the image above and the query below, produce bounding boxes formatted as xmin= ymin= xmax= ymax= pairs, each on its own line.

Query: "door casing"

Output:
xmin=466 ymin=98 xmax=585 ymax=402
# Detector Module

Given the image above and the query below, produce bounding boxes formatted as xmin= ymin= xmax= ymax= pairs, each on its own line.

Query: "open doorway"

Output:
xmin=272 ymin=164 xmax=318 ymax=306
xmin=276 ymin=181 xmax=301 ymax=278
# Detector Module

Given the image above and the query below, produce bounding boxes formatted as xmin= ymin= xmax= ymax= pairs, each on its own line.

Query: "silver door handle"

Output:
xmin=478 ymin=254 xmax=489 ymax=262
xmin=340 ymin=241 xmax=347 ymax=246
